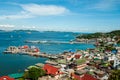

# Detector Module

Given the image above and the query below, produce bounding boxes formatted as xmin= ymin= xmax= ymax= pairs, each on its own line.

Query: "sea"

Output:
xmin=0 ymin=30 xmax=95 ymax=76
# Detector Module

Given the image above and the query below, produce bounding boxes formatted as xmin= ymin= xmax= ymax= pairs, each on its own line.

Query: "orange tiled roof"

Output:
xmin=43 ymin=64 xmax=59 ymax=76
xmin=0 ymin=76 xmax=15 ymax=80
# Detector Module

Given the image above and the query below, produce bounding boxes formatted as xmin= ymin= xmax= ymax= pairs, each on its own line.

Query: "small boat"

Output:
xmin=3 ymin=46 xmax=19 ymax=54
xmin=4 ymin=51 xmax=13 ymax=53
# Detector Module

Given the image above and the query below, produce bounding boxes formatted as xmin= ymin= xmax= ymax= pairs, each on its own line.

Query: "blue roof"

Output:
xmin=69 ymin=49 xmax=75 ymax=53
xmin=111 ymin=50 xmax=117 ymax=54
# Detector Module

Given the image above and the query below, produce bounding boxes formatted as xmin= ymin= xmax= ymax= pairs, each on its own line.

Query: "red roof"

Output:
xmin=74 ymin=54 xmax=81 ymax=59
xmin=0 ymin=76 xmax=15 ymax=80
xmin=23 ymin=45 xmax=29 ymax=49
xmin=43 ymin=64 xmax=59 ymax=75
xmin=81 ymin=74 xmax=97 ymax=80
xmin=34 ymin=48 xmax=39 ymax=52
xmin=71 ymin=73 xmax=81 ymax=80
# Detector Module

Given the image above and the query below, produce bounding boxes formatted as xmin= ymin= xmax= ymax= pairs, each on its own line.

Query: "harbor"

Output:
xmin=0 ymin=30 xmax=94 ymax=76
xmin=0 ymin=0 xmax=120 ymax=79
xmin=3 ymin=45 xmax=60 ymax=59
xmin=1 ymin=30 xmax=120 ymax=80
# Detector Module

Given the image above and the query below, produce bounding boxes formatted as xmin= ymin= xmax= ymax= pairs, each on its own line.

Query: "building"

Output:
xmin=81 ymin=74 xmax=97 ymax=80
xmin=0 ymin=76 xmax=15 ymax=80
xmin=43 ymin=64 xmax=63 ymax=76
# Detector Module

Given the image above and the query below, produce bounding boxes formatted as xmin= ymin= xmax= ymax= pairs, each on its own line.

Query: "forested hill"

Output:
xmin=76 ymin=30 xmax=120 ymax=39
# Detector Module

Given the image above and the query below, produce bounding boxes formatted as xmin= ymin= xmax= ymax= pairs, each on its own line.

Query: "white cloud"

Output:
xmin=0 ymin=13 xmax=33 ymax=19
xmin=0 ymin=3 xmax=69 ymax=20
xmin=20 ymin=25 xmax=36 ymax=30
xmin=21 ymin=4 xmax=69 ymax=16
xmin=0 ymin=24 xmax=15 ymax=28
xmin=0 ymin=24 xmax=15 ymax=30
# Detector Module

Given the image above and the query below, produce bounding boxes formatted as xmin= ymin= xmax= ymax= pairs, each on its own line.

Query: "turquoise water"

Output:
xmin=0 ymin=31 xmax=95 ymax=76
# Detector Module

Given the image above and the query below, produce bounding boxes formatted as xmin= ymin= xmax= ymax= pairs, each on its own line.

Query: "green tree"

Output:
xmin=23 ymin=67 xmax=46 ymax=80
xmin=108 ymin=70 xmax=120 ymax=80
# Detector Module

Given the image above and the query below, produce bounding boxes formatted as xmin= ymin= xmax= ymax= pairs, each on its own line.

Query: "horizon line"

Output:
xmin=0 ymin=29 xmax=119 ymax=33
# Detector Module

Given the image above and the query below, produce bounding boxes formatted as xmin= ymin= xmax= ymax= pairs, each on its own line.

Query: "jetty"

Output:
xmin=3 ymin=45 xmax=58 ymax=59
xmin=4 ymin=45 xmax=40 ymax=55
xmin=24 ymin=40 xmax=85 ymax=44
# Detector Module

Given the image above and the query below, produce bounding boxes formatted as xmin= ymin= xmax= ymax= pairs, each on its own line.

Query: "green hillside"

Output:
xmin=76 ymin=30 xmax=120 ymax=39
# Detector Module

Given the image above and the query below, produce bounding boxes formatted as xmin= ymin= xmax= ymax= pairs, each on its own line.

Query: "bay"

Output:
xmin=0 ymin=31 xmax=95 ymax=76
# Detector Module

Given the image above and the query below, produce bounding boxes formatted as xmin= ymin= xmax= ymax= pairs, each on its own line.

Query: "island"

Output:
xmin=1 ymin=30 xmax=120 ymax=80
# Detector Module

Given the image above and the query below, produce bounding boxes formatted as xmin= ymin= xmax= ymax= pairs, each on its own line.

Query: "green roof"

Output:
xmin=94 ymin=58 xmax=100 ymax=60
xmin=8 ymin=73 xmax=24 ymax=79
xmin=58 ymin=59 xmax=66 ymax=64
xmin=76 ymin=58 xmax=86 ymax=65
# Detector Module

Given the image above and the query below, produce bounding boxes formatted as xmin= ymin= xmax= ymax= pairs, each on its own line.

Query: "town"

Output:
xmin=1 ymin=30 xmax=120 ymax=80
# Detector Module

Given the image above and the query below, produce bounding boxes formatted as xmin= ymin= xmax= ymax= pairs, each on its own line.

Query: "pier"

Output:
xmin=3 ymin=45 xmax=59 ymax=59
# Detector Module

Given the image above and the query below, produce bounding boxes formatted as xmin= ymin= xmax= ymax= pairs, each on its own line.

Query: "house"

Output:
xmin=116 ymin=47 xmax=120 ymax=53
xmin=0 ymin=76 xmax=15 ymax=80
xmin=43 ymin=64 xmax=62 ymax=76
xmin=108 ymin=54 xmax=116 ymax=61
xmin=33 ymin=48 xmax=39 ymax=52
xmin=71 ymin=73 xmax=97 ymax=80
xmin=76 ymin=63 xmax=87 ymax=70
xmin=71 ymin=73 xmax=81 ymax=80
xmin=67 ymin=55 xmax=72 ymax=61
xmin=113 ymin=57 xmax=120 ymax=69
xmin=74 ymin=54 xmax=81 ymax=59
xmin=22 ymin=45 xmax=29 ymax=49
xmin=111 ymin=49 xmax=117 ymax=55
xmin=81 ymin=74 xmax=97 ymax=80
xmin=99 ymin=74 xmax=108 ymax=80
xmin=67 ymin=54 xmax=75 ymax=61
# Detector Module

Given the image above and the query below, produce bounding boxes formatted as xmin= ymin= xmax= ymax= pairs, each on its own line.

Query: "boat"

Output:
xmin=3 ymin=46 xmax=19 ymax=54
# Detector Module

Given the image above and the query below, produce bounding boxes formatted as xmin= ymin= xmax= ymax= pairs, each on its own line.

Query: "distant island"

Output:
xmin=0 ymin=29 xmax=88 ymax=34
xmin=75 ymin=30 xmax=120 ymax=44
xmin=76 ymin=30 xmax=120 ymax=39
xmin=13 ymin=30 xmax=40 ymax=32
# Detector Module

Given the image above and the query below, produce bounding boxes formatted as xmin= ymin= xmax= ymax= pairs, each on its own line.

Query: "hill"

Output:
xmin=76 ymin=30 xmax=120 ymax=39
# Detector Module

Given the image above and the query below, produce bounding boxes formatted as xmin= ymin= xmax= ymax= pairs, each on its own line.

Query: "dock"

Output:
xmin=3 ymin=45 xmax=59 ymax=59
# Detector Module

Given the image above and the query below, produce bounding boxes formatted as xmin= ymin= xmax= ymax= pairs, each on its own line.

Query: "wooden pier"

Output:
xmin=3 ymin=46 xmax=59 ymax=59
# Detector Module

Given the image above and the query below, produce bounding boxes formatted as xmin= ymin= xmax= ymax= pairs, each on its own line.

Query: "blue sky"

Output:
xmin=0 ymin=0 xmax=120 ymax=32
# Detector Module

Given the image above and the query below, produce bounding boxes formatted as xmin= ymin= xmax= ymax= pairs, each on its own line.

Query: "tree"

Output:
xmin=23 ymin=67 xmax=46 ymax=80
xmin=108 ymin=70 xmax=120 ymax=80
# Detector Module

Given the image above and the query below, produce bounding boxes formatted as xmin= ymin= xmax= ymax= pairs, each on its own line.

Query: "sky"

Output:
xmin=0 ymin=0 xmax=120 ymax=32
